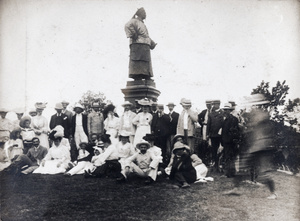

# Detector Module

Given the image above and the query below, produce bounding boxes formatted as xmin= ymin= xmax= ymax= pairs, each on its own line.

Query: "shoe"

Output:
xmin=195 ymin=179 xmax=207 ymax=183
xmin=181 ymin=182 xmax=190 ymax=188
xmin=222 ymin=188 xmax=242 ymax=195
xmin=64 ymin=173 xmax=71 ymax=177
xmin=68 ymin=162 xmax=75 ymax=170
xmin=267 ymin=193 xmax=277 ymax=200
xmin=145 ymin=177 xmax=154 ymax=185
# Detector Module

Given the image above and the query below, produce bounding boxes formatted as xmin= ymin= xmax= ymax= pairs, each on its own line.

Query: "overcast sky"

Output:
xmin=1 ymin=0 xmax=299 ymax=118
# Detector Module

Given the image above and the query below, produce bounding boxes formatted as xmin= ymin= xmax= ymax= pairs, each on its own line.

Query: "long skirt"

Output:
xmin=133 ymin=125 xmax=151 ymax=147
xmin=33 ymin=160 xmax=69 ymax=174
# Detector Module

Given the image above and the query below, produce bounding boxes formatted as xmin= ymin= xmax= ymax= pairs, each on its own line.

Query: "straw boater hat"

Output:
xmin=73 ymin=103 xmax=84 ymax=111
xmin=61 ymin=100 xmax=70 ymax=105
xmin=172 ymin=141 xmax=190 ymax=153
xmin=121 ymin=101 xmax=133 ymax=107
xmin=157 ymin=104 xmax=164 ymax=109
xmin=180 ymin=98 xmax=192 ymax=106
xmin=166 ymin=102 xmax=176 ymax=107
xmin=55 ymin=103 xmax=64 ymax=110
xmin=14 ymin=108 xmax=25 ymax=114
xmin=211 ymin=100 xmax=221 ymax=104
xmin=222 ymin=103 xmax=235 ymax=110
xmin=136 ymin=139 xmax=151 ymax=149
xmin=29 ymin=108 xmax=37 ymax=114
xmin=138 ymin=98 xmax=152 ymax=106
xmin=248 ymin=94 xmax=270 ymax=105
xmin=205 ymin=100 xmax=213 ymax=104
xmin=35 ymin=102 xmax=47 ymax=110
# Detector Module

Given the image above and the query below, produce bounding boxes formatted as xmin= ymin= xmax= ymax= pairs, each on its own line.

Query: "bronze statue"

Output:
xmin=125 ymin=8 xmax=157 ymax=80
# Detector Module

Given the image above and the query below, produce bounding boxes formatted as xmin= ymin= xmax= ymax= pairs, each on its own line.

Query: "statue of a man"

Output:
xmin=125 ymin=8 xmax=157 ymax=80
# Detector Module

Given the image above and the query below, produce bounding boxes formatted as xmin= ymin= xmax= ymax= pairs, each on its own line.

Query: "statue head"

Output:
xmin=135 ymin=7 xmax=146 ymax=20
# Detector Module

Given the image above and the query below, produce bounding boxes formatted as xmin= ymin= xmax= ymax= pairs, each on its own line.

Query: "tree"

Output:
xmin=79 ymin=90 xmax=106 ymax=113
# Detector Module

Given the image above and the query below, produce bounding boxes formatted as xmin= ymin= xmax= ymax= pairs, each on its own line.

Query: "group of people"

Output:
xmin=0 ymin=94 xmax=278 ymax=198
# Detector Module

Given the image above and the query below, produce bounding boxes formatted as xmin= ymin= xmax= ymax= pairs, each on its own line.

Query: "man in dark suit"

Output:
xmin=49 ymin=103 xmax=70 ymax=138
xmin=166 ymin=102 xmax=179 ymax=157
xmin=207 ymin=100 xmax=224 ymax=169
xmin=151 ymin=104 xmax=170 ymax=164
xmin=197 ymin=100 xmax=212 ymax=164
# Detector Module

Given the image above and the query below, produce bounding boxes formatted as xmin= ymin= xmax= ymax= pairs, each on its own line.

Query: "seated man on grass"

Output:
xmin=117 ymin=140 xmax=159 ymax=184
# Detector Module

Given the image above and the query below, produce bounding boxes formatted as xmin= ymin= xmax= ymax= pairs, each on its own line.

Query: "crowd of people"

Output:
xmin=0 ymin=94 xmax=278 ymax=199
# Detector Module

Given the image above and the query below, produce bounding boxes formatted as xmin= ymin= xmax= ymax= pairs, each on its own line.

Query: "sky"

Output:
xmin=1 ymin=0 xmax=300 ymax=119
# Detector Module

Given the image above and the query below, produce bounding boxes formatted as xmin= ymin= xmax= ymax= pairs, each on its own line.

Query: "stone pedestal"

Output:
xmin=121 ymin=79 xmax=160 ymax=105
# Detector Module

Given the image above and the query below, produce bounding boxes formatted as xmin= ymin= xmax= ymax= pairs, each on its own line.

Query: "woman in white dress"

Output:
xmin=132 ymin=98 xmax=153 ymax=147
xmin=33 ymin=132 xmax=71 ymax=174
xmin=31 ymin=103 xmax=49 ymax=149
xmin=103 ymin=104 xmax=120 ymax=145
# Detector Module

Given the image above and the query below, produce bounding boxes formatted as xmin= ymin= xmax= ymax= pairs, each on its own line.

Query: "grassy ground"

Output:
xmin=0 ymin=170 xmax=299 ymax=221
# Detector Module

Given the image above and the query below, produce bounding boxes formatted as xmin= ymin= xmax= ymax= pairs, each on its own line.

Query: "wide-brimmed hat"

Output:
xmin=10 ymin=128 xmax=22 ymax=139
xmin=172 ymin=141 xmax=190 ymax=153
xmin=35 ymin=102 xmax=47 ymax=110
xmin=91 ymin=102 xmax=101 ymax=108
xmin=61 ymin=100 xmax=70 ymax=105
xmin=119 ymin=130 xmax=131 ymax=137
xmin=19 ymin=116 xmax=31 ymax=128
xmin=172 ymin=134 xmax=184 ymax=143
xmin=205 ymin=100 xmax=213 ymax=104
xmin=180 ymin=98 xmax=192 ymax=106
xmin=55 ymin=103 xmax=63 ymax=110
xmin=157 ymin=104 xmax=164 ymax=109
xmin=138 ymin=98 xmax=152 ymax=106
xmin=49 ymin=129 xmax=64 ymax=140
xmin=248 ymin=94 xmax=270 ymax=105
xmin=50 ymin=125 xmax=64 ymax=138
xmin=121 ymin=101 xmax=133 ymax=107
xmin=228 ymin=101 xmax=236 ymax=107
xmin=166 ymin=102 xmax=176 ymax=107
xmin=73 ymin=103 xmax=84 ymax=111
xmin=143 ymin=133 xmax=157 ymax=142
xmin=136 ymin=140 xmax=151 ymax=149
xmin=222 ymin=103 xmax=235 ymax=110
xmin=0 ymin=108 xmax=9 ymax=113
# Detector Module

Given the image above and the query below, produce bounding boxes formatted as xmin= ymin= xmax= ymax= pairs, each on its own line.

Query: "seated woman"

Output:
xmin=5 ymin=128 xmax=23 ymax=162
xmin=65 ymin=142 xmax=93 ymax=176
xmin=33 ymin=132 xmax=71 ymax=174
xmin=167 ymin=142 xmax=197 ymax=188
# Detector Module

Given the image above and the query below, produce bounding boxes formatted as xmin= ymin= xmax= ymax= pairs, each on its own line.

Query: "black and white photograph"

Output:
xmin=0 ymin=0 xmax=299 ymax=220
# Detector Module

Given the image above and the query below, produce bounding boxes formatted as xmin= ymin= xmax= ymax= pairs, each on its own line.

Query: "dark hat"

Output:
xmin=61 ymin=100 xmax=70 ymax=105
xmin=205 ymin=100 xmax=213 ymax=104
xmin=143 ymin=133 xmax=157 ymax=142
xmin=91 ymin=102 xmax=101 ymax=108
xmin=100 ymin=134 xmax=111 ymax=143
xmin=103 ymin=104 xmax=115 ymax=116
xmin=211 ymin=100 xmax=221 ymax=104
xmin=79 ymin=142 xmax=88 ymax=147
xmin=135 ymin=7 xmax=146 ymax=17
xmin=157 ymin=104 xmax=164 ymax=109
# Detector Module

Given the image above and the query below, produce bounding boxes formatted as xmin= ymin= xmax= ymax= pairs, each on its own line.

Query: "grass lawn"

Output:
xmin=0 ymin=170 xmax=299 ymax=221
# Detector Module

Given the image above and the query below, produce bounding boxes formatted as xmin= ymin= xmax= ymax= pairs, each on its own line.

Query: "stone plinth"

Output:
xmin=121 ymin=79 xmax=160 ymax=105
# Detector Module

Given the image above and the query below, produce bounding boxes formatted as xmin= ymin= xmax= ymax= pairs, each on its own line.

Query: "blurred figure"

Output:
xmin=223 ymin=94 xmax=278 ymax=199
xmin=103 ymin=104 xmax=120 ymax=145
xmin=88 ymin=102 xmax=104 ymax=139
xmin=13 ymin=108 xmax=24 ymax=129
xmin=166 ymin=102 xmax=179 ymax=160
xmin=0 ymin=108 xmax=13 ymax=144
xmin=61 ymin=100 xmax=73 ymax=126
xmin=72 ymin=103 xmax=89 ymax=150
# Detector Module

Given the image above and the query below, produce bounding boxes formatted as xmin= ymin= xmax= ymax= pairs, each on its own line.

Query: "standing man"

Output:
xmin=197 ymin=100 xmax=212 ymax=163
xmin=61 ymin=100 xmax=73 ymax=125
xmin=151 ymin=104 xmax=170 ymax=163
xmin=49 ymin=103 xmax=70 ymax=138
xmin=151 ymin=102 xmax=158 ymax=116
xmin=72 ymin=103 xmax=89 ymax=151
xmin=221 ymin=103 xmax=240 ymax=177
xmin=206 ymin=100 xmax=224 ymax=169
xmin=176 ymin=98 xmax=198 ymax=154
xmin=166 ymin=102 xmax=179 ymax=156
xmin=119 ymin=101 xmax=136 ymax=144
xmin=88 ymin=102 xmax=104 ymax=140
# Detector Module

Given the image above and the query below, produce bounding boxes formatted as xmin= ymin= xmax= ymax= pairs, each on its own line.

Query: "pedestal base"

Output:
xmin=121 ymin=79 xmax=161 ymax=105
